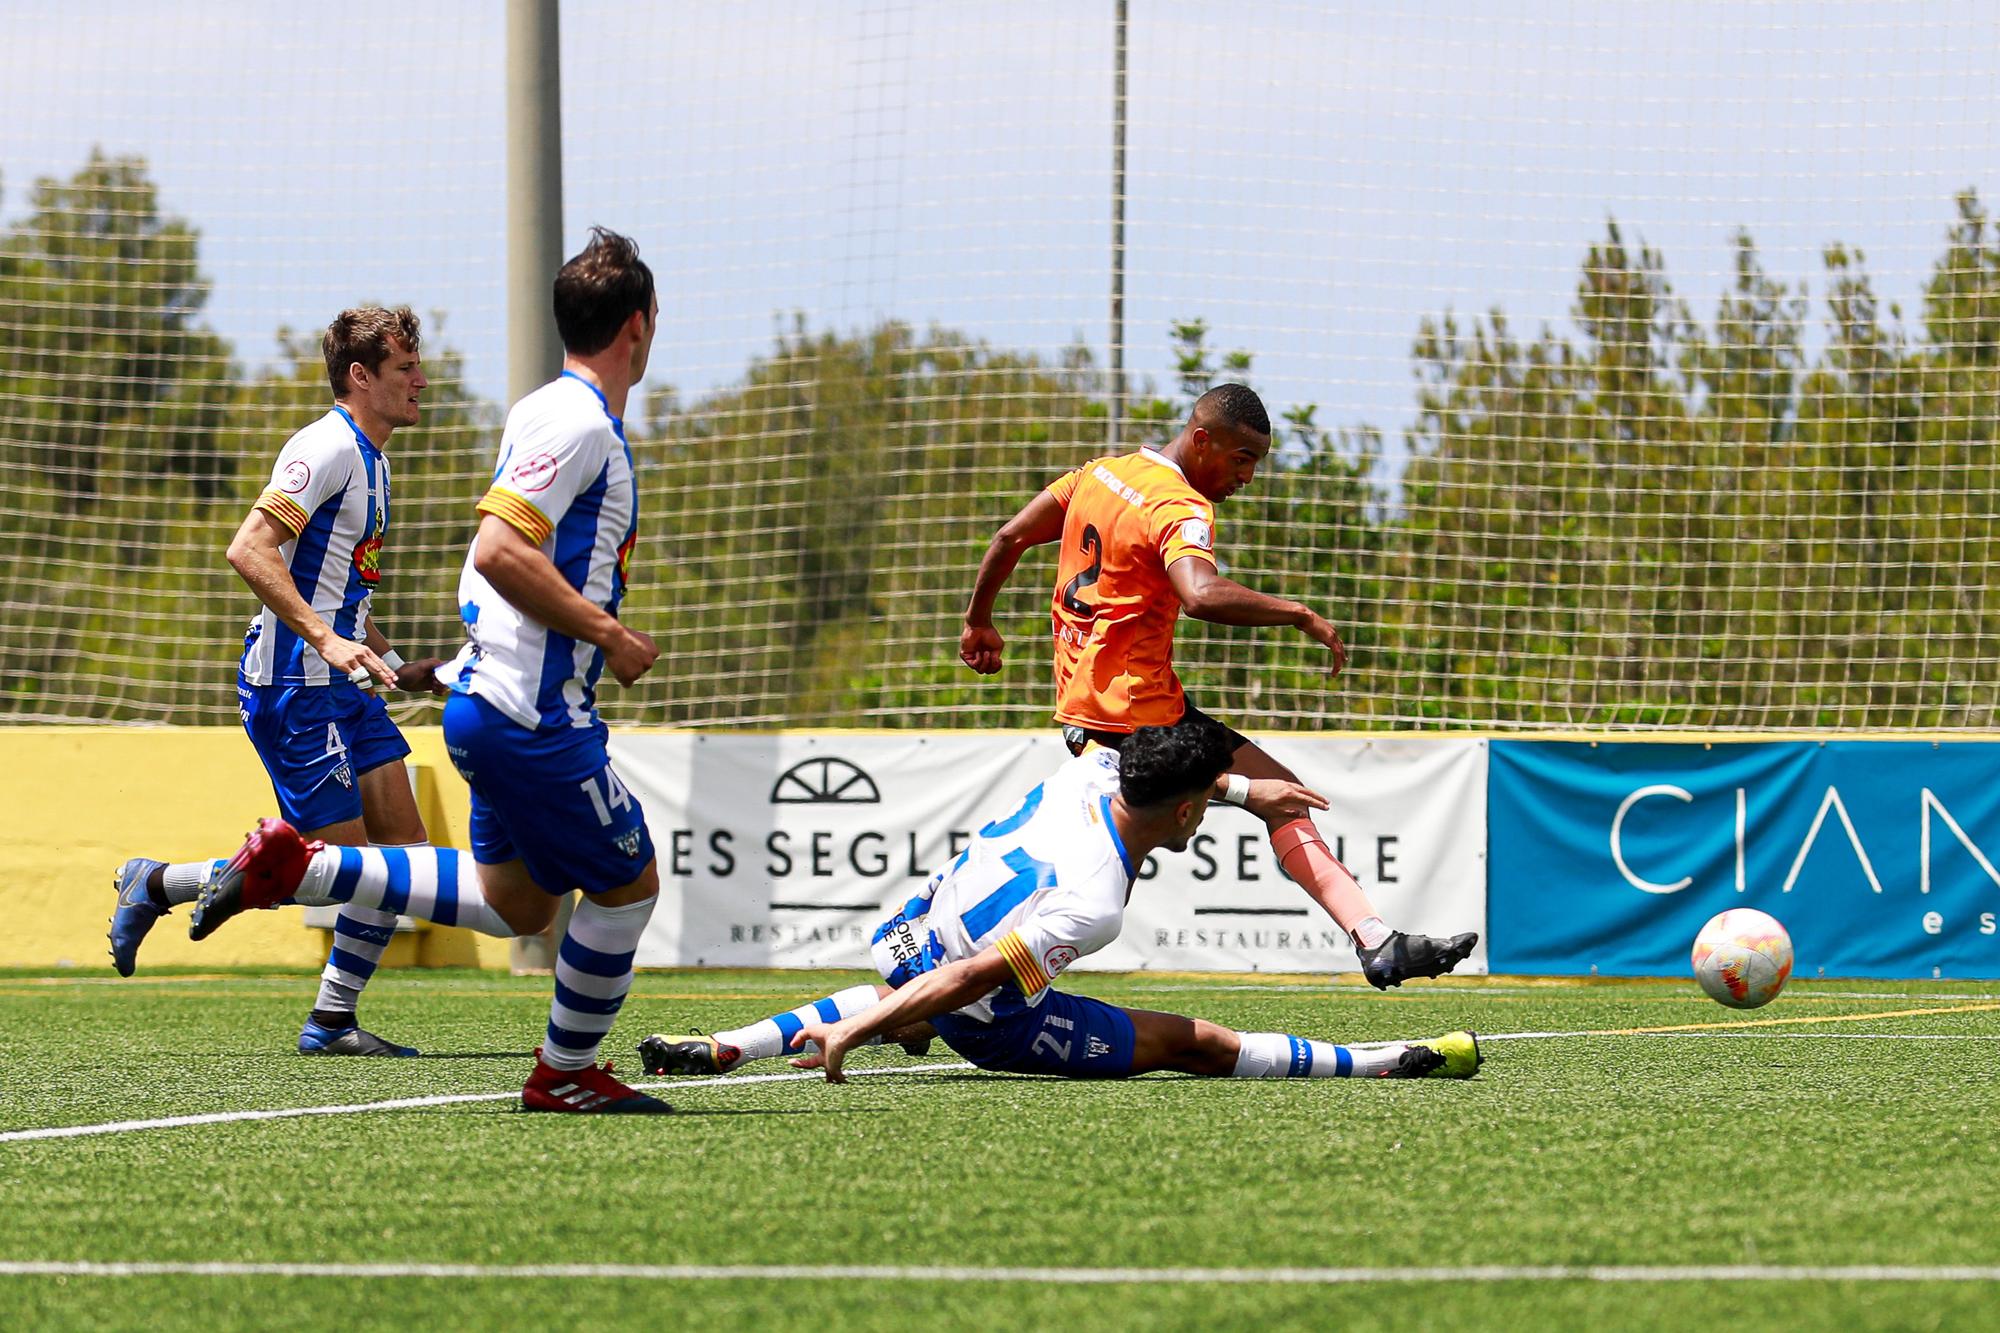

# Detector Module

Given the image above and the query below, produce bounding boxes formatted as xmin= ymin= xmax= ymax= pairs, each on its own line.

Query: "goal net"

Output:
xmin=3 ymin=2 xmax=1996 ymax=731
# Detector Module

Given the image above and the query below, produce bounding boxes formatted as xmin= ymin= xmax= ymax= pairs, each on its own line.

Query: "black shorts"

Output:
xmin=1061 ymin=699 xmax=1249 ymax=757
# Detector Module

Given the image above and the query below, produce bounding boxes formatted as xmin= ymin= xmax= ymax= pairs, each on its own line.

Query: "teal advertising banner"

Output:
xmin=1488 ymin=741 xmax=2000 ymax=978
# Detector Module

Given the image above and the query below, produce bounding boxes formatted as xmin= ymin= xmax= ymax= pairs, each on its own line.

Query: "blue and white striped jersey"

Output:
xmin=445 ymin=372 xmax=639 ymax=731
xmin=239 ymin=406 xmax=389 ymax=687
xmin=871 ymin=747 xmax=1136 ymax=1022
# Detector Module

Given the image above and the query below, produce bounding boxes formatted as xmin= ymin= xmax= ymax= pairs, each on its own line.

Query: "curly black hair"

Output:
xmin=1192 ymin=382 xmax=1270 ymax=438
xmin=1118 ymin=713 xmax=1239 ymax=809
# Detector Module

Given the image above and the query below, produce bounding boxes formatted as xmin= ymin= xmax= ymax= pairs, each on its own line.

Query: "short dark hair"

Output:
xmin=1192 ymin=382 xmax=1271 ymax=438
xmin=1118 ymin=714 xmax=1238 ymax=809
xmin=323 ymin=306 xmax=420 ymax=395
xmin=553 ymin=227 xmax=655 ymax=356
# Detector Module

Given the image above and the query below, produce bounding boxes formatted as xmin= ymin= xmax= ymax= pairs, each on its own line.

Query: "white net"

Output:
xmin=3 ymin=1 xmax=1997 ymax=730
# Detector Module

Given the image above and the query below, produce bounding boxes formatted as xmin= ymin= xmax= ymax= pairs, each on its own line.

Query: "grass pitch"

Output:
xmin=2 ymin=967 xmax=1997 ymax=1330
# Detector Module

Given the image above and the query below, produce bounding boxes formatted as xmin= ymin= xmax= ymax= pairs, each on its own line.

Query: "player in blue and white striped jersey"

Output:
xmin=184 ymin=233 xmax=672 ymax=1114
xmin=108 ymin=307 xmax=450 ymax=1057
xmin=640 ymin=714 xmax=1481 ymax=1085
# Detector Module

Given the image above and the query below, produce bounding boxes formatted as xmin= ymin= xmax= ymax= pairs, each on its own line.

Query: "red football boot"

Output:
xmin=522 ymin=1051 xmax=673 ymax=1115
xmin=188 ymin=818 xmax=320 ymax=941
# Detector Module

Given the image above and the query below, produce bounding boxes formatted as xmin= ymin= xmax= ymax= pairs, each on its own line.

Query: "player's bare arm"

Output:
xmin=1165 ymin=555 xmax=1347 ymax=675
xmin=471 ymin=512 xmax=658 ymax=686
xmin=226 ymin=509 xmax=396 ymax=688
xmin=960 ymin=489 xmax=1067 ymax=674
xmin=795 ymin=946 xmax=1013 ymax=1082
xmin=361 ymin=616 xmax=448 ymax=696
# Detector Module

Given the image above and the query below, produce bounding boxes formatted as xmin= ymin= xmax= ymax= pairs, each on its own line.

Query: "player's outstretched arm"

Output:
xmin=794 ymin=948 xmax=1012 ymax=1082
xmin=361 ymin=615 xmax=448 ymax=696
xmin=226 ymin=509 xmax=396 ymax=688
xmin=472 ymin=514 xmax=658 ymax=687
xmin=961 ymin=490 xmax=1066 ymax=674
xmin=1166 ymin=556 xmax=1347 ymax=675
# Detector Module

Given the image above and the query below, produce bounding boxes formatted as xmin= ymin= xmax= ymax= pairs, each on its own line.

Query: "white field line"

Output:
xmin=0 ymin=1063 xmax=977 ymax=1145
xmin=0 ymin=1261 xmax=1996 ymax=1284
xmin=1501 ymin=1032 xmax=2000 ymax=1042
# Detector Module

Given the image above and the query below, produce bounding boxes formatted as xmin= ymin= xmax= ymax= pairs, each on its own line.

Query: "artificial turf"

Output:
xmin=3 ymin=968 xmax=1996 ymax=1330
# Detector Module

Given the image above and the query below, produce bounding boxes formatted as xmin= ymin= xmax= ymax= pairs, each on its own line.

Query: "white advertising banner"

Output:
xmin=612 ymin=732 xmax=1488 ymax=975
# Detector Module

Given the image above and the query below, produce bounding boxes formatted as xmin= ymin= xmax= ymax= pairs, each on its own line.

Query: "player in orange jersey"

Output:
xmin=960 ymin=383 xmax=1476 ymax=989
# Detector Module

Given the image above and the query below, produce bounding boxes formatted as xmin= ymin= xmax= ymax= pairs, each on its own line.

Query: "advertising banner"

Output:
xmin=611 ymin=733 xmax=1488 ymax=975
xmin=1488 ymin=740 xmax=2000 ymax=978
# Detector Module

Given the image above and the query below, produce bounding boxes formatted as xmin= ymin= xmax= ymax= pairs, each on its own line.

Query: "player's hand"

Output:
xmin=1243 ymin=779 xmax=1330 ymax=824
xmin=395 ymin=657 xmax=450 ymax=696
xmin=959 ymin=622 xmax=1005 ymax=675
xmin=1301 ymin=613 xmax=1348 ymax=676
xmin=792 ymin=1019 xmax=859 ymax=1083
xmin=603 ymin=627 xmax=659 ymax=686
xmin=322 ymin=638 xmax=397 ymax=690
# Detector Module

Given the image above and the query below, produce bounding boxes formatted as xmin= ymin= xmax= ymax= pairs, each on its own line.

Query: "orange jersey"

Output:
xmin=1044 ymin=449 xmax=1217 ymax=731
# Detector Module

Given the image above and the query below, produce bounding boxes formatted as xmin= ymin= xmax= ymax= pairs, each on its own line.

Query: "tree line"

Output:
xmin=3 ymin=150 xmax=1996 ymax=729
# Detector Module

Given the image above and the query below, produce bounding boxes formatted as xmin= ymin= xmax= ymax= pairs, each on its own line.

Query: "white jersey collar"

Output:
xmin=1138 ymin=446 xmax=1188 ymax=480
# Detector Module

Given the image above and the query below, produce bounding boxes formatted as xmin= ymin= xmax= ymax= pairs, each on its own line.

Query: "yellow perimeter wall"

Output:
xmin=0 ymin=727 xmax=510 ymax=971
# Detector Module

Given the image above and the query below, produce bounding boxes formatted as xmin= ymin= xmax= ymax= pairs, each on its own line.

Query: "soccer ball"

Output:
xmin=1690 ymin=908 xmax=1793 ymax=1010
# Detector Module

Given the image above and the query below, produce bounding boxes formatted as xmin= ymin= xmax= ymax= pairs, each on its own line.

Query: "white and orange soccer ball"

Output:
xmin=1690 ymin=908 xmax=1794 ymax=1010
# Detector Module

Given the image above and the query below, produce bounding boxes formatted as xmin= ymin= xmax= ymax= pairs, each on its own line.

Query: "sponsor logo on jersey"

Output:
xmin=1044 ymin=944 xmax=1079 ymax=975
xmin=352 ymin=535 xmax=383 ymax=586
xmin=1179 ymin=517 xmax=1212 ymax=551
xmin=280 ymin=460 xmax=312 ymax=493
xmin=616 ymin=527 xmax=638 ymax=585
xmin=510 ymin=451 xmax=559 ymax=492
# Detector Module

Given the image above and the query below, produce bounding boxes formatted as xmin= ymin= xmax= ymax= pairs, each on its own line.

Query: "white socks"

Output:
xmin=1230 ymin=1031 xmax=1410 ymax=1079
xmin=296 ymin=846 xmax=515 ymax=938
xmin=712 ymin=984 xmax=887 ymax=1069
xmin=543 ymin=895 xmax=657 ymax=1071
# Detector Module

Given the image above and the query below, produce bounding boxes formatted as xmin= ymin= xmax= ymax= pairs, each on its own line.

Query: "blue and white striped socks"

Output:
xmin=1230 ymin=1031 xmax=1407 ymax=1079
xmin=295 ymin=846 xmax=515 ymax=938
xmin=712 ymin=984 xmax=886 ymax=1068
xmin=309 ymin=842 xmax=423 ymax=1022
xmin=541 ymin=895 xmax=657 ymax=1071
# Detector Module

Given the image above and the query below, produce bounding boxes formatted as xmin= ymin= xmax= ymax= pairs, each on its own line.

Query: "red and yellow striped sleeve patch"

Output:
xmin=477 ymin=487 xmax=554 ymax=545
xmin=995 ymin=931 xmax=1052 ymax=996
xmin=253 ymin=489 xmax=309 ymax=536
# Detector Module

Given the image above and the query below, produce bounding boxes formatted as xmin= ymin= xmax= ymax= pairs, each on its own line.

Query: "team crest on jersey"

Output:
xmin=352 ymin=535 xmax=383 ymax=586
xmin=1179 ymin=517 xmax=1213 ymax=551
xmin=614 ymin=828 xmax=645 ymax=858
xmin=331 ymin=764 xmax=353 ymax=789
xmin=1086 ymin=1035 xmax=1112 ymax=1059
xmin=1044 ymin=944 xmax=1079 ymax=975
xmin=280 ymin=460 xmax=312 ymax=493
xmin=510 ymin=451 xmax=559 ymax=492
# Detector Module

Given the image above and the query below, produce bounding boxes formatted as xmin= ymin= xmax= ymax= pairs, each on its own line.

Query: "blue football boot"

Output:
xmin=299 ymin=1018 xmax=420 ymax=1057
xmin=107 ymin=857 xmax=170 ymax=977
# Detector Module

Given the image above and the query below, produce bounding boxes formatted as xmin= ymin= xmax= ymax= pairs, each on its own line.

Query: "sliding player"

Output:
xmin=638 ymin=715 xmax=1479 ymax=1084
xmin=958 ymin=384 xmax=1477 ymax=990
xmin=184 ymin=228 xmax=672 ymax=1115
xmin=108 ymin=307 xmax=448 ymax=1057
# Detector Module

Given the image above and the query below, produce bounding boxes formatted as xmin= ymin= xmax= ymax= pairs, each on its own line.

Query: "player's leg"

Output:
xmin=638 ymin=983 xmax=897 ymax=1075
xmin=430 ymin=692 xmax=669 ymax=1113
xmin=1224 ymin=732 xmax=1477 ymax=990
xmin=109 ymin=682 xmax=354 ymax=976
xmin=295 ymin=689 xmax=425 ymax=1057
xmin=1124 ymin=1006 xmax=1480 ymax=1080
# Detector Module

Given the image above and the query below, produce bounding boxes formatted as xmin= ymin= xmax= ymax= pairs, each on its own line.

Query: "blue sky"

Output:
xmin=4 ymin=1 xmax=1995 ymax=442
